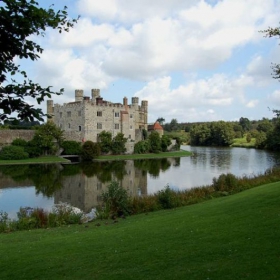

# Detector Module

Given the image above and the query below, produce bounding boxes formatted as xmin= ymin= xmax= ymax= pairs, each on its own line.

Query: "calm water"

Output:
xmin=1 ymin=146 xmax=280 ymax=218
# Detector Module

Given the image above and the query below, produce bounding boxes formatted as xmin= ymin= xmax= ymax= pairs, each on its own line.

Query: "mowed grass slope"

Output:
xmin=1 ymin=182 xmax=280 ymax=280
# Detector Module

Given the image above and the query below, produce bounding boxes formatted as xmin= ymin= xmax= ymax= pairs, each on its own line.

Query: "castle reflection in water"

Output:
xmin=0 ymin=158 xmax=178 ymax=214
xmin=54 ymin=160 xmax=148 ymax=212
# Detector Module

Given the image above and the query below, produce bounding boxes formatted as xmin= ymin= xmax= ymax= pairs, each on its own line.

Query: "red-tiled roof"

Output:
xmin=153 ymin=121 xmax=163 ymax=130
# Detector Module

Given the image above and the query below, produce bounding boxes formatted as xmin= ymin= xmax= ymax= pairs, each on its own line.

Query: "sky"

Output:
xmin=13 ymin=0 xmax=280 ymax=123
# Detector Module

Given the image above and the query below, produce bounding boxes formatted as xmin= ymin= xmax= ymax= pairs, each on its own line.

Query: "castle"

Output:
xmin=47 ymin=89 xmax=148 ymax=147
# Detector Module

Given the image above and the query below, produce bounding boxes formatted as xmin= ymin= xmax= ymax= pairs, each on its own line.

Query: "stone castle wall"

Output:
xmin=0 ymin=130 xmax=35 ymax=146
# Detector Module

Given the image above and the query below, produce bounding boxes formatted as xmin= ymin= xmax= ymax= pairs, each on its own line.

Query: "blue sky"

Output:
xmin=16 ymin=0 xmax=280 ymax=122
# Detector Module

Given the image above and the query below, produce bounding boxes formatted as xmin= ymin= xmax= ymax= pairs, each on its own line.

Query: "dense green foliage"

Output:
xmin=0 ymin=145 xmax=28 ymax=160
xmin=111 ymin=133 xmax=127 ymax=155
xmin=61 ymin=140 xmax=82 ymax=155
xmin=98 ymin=181 xmax=131 ymax=219
xmin=190 ymin=121 xmax=234 ymax=146
xmin=0 ymin=0 xmax=78 ymax=122
xmin=148 ymin=131 xmax=162 ymax=153
xmin=11 ymin=138 xmax=28 ymax=147
xmin=134 ymin=140 xmax=150 ymax=154
xmin=98 ymin=131 xmax=112 ymax=154
xmin=81 ymin=140 xmax=101 ymax=161
xmin=31 ymin=122 xmax=64 ymax=155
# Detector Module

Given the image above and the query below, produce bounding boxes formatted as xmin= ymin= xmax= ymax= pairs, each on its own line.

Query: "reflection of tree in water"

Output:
xmin=0 ymin=164 xmax=64 ymax=197
xmin=173 ymin=157 xmax=181 ymax=167
xmin=60 ymin=164 xmax=80 ymax=176
xmin=30 ymin=165 xmax=64 ymax=197
xmin=134 ymin=159 xmax=171 ymax=178
xmin=0 ymin=165 xmax=30 ymax=182
xmin=80 ymin=161 xmax=127 ymax=183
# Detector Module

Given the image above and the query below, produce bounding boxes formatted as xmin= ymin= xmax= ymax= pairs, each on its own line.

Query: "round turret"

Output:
xmin=75 ymin=89 xmax=84 ymax=102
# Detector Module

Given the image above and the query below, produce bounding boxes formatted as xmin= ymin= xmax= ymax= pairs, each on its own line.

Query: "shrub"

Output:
xmin=212 ymin=173 xmax=239 ymax=192
xmin=61 ymin=140 xmax=82 ymax=155
xmin=81 ymin=141 xmax=101 ymax=161
xmin=25 ymin=140 xmax=42 ymax=158
xmin=157 ymin=185 xmax=177 ymax=209
xmin=0 ymin=145 xmax=29 ymax=160
xmin=100 ymin=181 xmax=131 ymax=218
xmin=11 ymin=138 xmax=28 ymax=147
xmin=134 ymin=140 xmax=150 ymax=154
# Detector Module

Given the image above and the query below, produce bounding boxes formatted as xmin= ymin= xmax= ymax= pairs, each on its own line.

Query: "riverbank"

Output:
xmin=94 ymin=150 xmax=192 ymax=161
xmin=1 ymin=181 xmax=279 ymax=279
xmin=0 ymin=156 xmax=70 ymax=165
xmin=0 ymin=150 xmax=191 ymax=165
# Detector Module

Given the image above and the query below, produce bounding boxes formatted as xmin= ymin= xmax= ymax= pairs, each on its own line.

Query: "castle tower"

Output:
xmin=123 ymin=97 xmax=128 ymax=109
xmin=75 ymin=89 xmax=84 ymax=102
xmin=141 ymin=100 xmax=148 ymax=127
xmin=47 ymin=100 xmax=54 ymax=122
xmin=132 ymin=97 xmax=139 ymax=108
xmin=91 ymin=89 xmax=100 ymax=100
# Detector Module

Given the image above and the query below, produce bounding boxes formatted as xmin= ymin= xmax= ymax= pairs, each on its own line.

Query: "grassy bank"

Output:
xmin=231 ymin=136 xmax=256 ymax=148
xmin=95 ymin=150 xmax=192 ymax=161
xmin=0 ymin=156 xmax=70 ymax=165
xmin=1 ymin=182 xmax=280 ymax=279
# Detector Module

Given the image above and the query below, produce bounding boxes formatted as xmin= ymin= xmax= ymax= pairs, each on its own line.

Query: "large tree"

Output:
xmin=0 ymin=0 xmax=78 ymax=122
xmin=261 ymin=25 xmax=280 ymax=81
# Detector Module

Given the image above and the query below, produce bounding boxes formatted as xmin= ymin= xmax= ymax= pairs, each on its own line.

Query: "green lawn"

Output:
xmin=1 ymin=182 xmax=280 ymax=279
xmin=0 ymin=156 xmax=70 ymax=165
xmin=231 ymin=136 xmax=256 ymax=148
xmin=95 ymin=150 xmax=192 ymax=161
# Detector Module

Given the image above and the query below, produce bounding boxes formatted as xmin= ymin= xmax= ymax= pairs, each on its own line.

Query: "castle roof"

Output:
xmin=153 ymin=121 xmax=163 ymax=130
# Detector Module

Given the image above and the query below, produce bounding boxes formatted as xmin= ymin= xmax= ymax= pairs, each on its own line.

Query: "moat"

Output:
xmin=1 ymin=146 xmax=280 ymax=219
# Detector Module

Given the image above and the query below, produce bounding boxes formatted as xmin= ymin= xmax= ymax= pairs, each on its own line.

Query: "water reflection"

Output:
xmin=1 ymin=146 xmax=280 ymax=217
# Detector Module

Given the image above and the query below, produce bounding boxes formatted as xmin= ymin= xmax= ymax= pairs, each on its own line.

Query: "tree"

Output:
xmin=111 ymin=133 xmax=127 ymax=155
xmin=156 ymin=117 xmax=165 ymax=125
xmin=0 ymin=0 xmax=78 ymax=122
xmin=30 ymin=122 xmax=64 ymax=155
xmin=81 ymin=141 xmax=101 ymax=161
xmin=190 ymin=123 xmax=211 ymax=146
xmin=149 ymin=131 xmax=162 ymax=153
xmin=261 ymin=26 xmax=280 ymax=81
xmin=98 ymin=131 xmax=112 ymax=154
xmin=239 ymin=117 xmax=251 ymax=132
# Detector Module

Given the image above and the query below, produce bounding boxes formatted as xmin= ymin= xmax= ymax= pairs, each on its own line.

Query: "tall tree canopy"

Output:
xmin=262 ymin=25 xmax=280 ymax=81
xmin=0 ymin=0 xmax=78 ymax=122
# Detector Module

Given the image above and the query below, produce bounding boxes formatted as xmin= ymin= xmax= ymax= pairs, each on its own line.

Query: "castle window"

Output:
xmin=68 ymin=123 xmax=71 ymax=128
xmin=78 ymin=110 xmax=81 ymax=116
xmin=130 ymin=125 xmax=133 ymax=129
xmin=67 ymin=111 xmax=71 ymax=117
xmin=97 ymin=123 xmax=102 ymax=129
xmin=59 ymin=112 xmax=62 ymax=118
xmin=130 ymin=114 xmax=133 ymax=118
xmin=78 ymin=126 xmax=82 ymax=131
xmin=97 ymin=111 xmax=102 ymax=117
xmin=115 ymin=124 xmax=119 ymax=129
xmin=129 ymin=134 xmax=131 ymax=139
xmin=115 ymin=112 xmax=119 ymax=117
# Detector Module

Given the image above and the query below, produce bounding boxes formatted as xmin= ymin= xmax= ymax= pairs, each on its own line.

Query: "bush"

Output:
xmin=81 ymin=141 xmax=101 ymax=161
xmin=0 ymin=145 xmax=29 ymax=160
xmin=212 ymin=173 xmax=239 ymax=192
xmin=61 ymin=140 xmax=82 ymax=155
xmin=99 ymin=181 xmax=131 ymax=218
xmin=134 ymin=140 xmax=150 ymax=154
xmin=11 ymin=138 xmax=28 ymax=147
xmin=157 ymin=185 xmax=177 ymax=209
xmin=25 ymin=140 xmax=42 ymax=158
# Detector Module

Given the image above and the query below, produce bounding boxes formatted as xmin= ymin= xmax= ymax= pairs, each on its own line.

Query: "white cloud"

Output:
xmin=246 ymin=100 xmax=259 ymax=108
xmin=268 ymin=90 xmax=280 ymax=106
